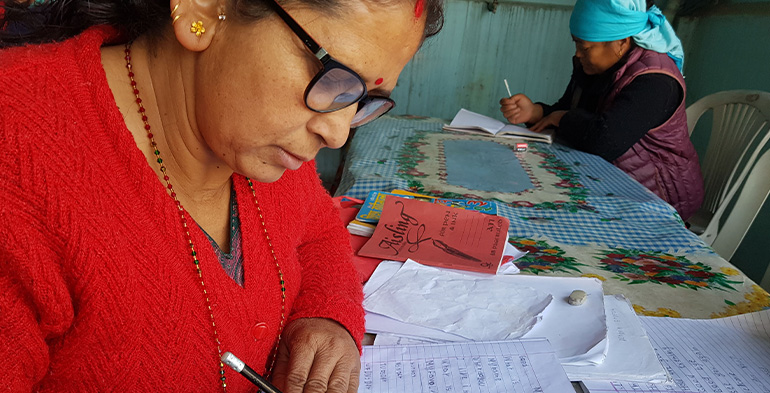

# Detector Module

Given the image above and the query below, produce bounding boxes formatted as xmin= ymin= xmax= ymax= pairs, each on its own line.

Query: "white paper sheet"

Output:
xmin=373 ymin=333 xmax=436 ymax=346
xmin=364 ymin=261 xmax=608 ymax=365
xmin=582 ymin=309 xmax=770 ymax=393
xmin=518 ymin=276 xmax=607 ymax=366
xmin=562 ymin=295 xmax=668 ymax=383
xmin=359 ymin=338 xmax=574 ymax=393
xmin=498 ymin=241 xmax=525 ymax=274
xmin=364 ymin=260 xmax=553 ymax=340
xmin=366 ymin=312 xmax=467 ymax=342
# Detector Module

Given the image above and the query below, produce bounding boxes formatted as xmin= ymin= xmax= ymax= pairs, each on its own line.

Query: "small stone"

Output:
xmin=568 ymin=290 xmax=587 ymax=306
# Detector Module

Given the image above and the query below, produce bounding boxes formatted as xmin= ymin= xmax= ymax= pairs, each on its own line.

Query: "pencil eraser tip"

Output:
xmin=221 ymin=352 xmax=245 ymax=372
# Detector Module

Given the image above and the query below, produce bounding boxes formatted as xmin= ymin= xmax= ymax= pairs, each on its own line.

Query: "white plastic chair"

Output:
xmin=709 ymin=149 xmax=770 ymax=261
xmin=686 ymin=90 xmax=770 ymax=256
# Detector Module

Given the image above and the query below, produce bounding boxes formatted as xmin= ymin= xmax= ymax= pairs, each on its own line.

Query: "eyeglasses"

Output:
xmin=266 ymin=0 xmax=396 ymax=128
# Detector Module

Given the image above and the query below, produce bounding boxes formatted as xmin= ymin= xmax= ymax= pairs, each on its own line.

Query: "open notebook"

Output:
xmin=443 ymin=108 xmax=554 ymax=144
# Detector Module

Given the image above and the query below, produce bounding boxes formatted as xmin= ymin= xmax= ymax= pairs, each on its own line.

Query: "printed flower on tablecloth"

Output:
xmin=711 ymin=285 xmax=770 ymax=318
xmin=396 ymin=132 xmax=430 ymax=179
xmin=633 ymin=305 xmax=682 ymax=318
xmin=537 ymin=150 xmax=588 ymax=200
xmin=720 ymin=267 xmax=741 ymax=276
xmin=597 ymin=248 xmax=741 ymax=291
xmin=404 ymin=180 xmax=488 ymax=201
xmin=580 ymin=273 xmax=606 ymax=281
xmin=508 ymin=237 xmax=585 ymax=275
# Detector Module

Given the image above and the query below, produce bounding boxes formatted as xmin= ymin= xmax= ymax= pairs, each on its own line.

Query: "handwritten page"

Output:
xmin=582 ymin=309 xmax=770 ymax=393
xmin=359 ymin=196 xmax=510 ymax=274
xmin=358 ymin=338 xmax=574 ymax=393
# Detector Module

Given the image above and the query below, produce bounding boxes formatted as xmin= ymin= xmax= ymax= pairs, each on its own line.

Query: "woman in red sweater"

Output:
xmin=0 ymin=0 xmax=443 ymax=391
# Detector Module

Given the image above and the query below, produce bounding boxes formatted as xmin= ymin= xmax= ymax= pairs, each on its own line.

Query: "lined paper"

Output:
xmin=359 ymin=338 xmax=574 ymax=393
xmin=582 ymin=309 xmax=770 ymax=393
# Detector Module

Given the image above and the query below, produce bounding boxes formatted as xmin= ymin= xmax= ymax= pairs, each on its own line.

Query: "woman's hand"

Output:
xmin=500 ymin=94 xmax=543 ymax=125
xmin=530 ymin=110 xmax=567 ymax=132
xmin=271 ymin=318 xmax=361 ymax=393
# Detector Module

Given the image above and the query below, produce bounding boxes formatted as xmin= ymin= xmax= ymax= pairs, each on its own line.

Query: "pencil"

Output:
xmin=504 ymin=79 xmax=512 ymax=97
xmin=221 ymin=352 xmax=283 ymax=393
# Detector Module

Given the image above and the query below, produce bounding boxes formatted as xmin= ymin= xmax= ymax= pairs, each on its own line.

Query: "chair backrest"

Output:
xmin=687 ymin=90 xmax=770 ymax=245
xmin=708 ymin=149 xmax=770 ymax=260
xmin=762 ymin=256 xmax=770 ymax=292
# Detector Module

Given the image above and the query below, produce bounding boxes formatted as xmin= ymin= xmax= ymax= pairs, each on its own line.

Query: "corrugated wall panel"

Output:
xmin=392 ymin=0 xmax=576 ymax=121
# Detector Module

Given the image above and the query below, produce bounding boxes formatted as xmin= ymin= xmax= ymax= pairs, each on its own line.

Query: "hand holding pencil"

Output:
xmin=499 ymin=81 xmax=543 ymax=125
xmin=222 ymin=318 xmax=359 ymax=393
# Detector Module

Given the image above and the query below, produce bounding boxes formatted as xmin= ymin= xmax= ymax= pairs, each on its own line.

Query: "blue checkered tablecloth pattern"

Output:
xmin=336 ymin=115 xmax=709 ymax=252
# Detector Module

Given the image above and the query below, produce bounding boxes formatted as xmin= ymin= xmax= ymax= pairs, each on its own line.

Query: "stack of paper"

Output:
xmin=364 ymin=260 xmax=552 ymax=340
xmin=347 ymin=219 xmax=376 ymax=237
xmin=364 ymin=260 xmax=609 ymax=366
xmin=581 ymin=308 xmax=770 ymax=393
xmin=562 ymin=295 xmax=668 ymax=383
xmin=349 ymin=190 xmax=499 ymax=238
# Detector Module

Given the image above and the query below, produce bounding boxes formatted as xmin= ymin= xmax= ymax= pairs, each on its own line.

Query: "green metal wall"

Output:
xmin=392 ymin=0 xmax=576 ymax=121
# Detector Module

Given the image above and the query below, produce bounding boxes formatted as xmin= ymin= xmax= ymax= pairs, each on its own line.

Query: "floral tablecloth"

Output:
xmin=336 ymin=115 xmax=770 ymax=318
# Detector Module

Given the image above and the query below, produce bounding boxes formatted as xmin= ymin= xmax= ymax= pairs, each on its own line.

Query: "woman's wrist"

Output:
xmin=534 ymin=104 xmax=544 ymax=123
xmin=525 ymin=104 xmax=546 ymax=127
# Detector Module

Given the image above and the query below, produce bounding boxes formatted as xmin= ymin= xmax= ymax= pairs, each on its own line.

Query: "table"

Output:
xmin=336 ymin=115 xmax=770 ymax=319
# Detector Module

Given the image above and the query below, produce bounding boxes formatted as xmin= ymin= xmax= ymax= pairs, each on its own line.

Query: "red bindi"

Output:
xmin=414 ymin=0 xmax=424 ymax=18
xmin=375 ymin=78 xmax=384 ymax=86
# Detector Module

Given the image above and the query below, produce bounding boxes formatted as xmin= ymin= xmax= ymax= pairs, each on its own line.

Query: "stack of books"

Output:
xmin=348 ymin=190 xmax=498 ymax=238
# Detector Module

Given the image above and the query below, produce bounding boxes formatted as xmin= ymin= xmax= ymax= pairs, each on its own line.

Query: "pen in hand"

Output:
xmin=504 ymin=79 xmax=512 ymax=97
xmin=221 ymin=352 xmax=283 ymax=393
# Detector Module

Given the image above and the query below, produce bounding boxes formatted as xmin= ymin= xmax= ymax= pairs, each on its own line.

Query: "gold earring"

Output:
xmin=171 ymin=4 xmax=182 ymax=24
xmin=190 ymin=20 xmax=205 ymax=37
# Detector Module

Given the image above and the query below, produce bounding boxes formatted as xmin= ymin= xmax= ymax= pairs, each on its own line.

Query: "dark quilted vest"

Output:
xmin=603 ymin=47 xmax=704 ymax=220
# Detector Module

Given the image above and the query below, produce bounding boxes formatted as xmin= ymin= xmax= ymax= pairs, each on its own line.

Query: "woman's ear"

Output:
xmin=613 ymin=37 xmax=632 ymax=58
xmin=170 ymin=0 xmax=225 ymax=52
xmin=619 ymin=37 xmax=632 ymax=51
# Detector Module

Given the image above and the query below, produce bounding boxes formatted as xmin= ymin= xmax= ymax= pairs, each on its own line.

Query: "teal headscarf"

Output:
xmin=569 ymin=0 xmax=685 ymax=73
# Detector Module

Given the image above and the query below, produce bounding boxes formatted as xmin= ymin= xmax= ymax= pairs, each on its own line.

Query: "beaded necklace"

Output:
xmin=124 ymin=43 xmax=286 ymax=391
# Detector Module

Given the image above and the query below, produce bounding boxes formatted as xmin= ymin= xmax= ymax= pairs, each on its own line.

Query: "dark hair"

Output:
xmin=646 ymin=0 xmax=655 ymax=10
xmin=0 ymin=0 xmax=444 ymax=47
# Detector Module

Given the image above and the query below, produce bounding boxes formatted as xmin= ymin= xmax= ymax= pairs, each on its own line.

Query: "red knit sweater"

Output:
xmin=0 ymin=28 xmax=364 ymax=392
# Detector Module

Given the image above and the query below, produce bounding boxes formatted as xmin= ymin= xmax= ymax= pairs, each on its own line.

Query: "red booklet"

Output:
xmin=358 ymin=196 xmax=510 ymax=274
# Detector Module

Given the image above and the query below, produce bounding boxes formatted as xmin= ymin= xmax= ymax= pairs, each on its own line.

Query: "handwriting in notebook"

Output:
xmin=582 ymin=309 xmax=770 ymax=393
xmin=359 ymin=339 xmax=573 ymax=393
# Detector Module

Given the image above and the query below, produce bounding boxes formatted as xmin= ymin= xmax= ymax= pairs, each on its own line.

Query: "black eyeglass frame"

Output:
xmin=265 ymin=0 xmax=396 ymax=118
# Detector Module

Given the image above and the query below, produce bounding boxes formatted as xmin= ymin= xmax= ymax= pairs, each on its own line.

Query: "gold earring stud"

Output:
xmin=190 ymin=20 xmax=205 ymax=37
